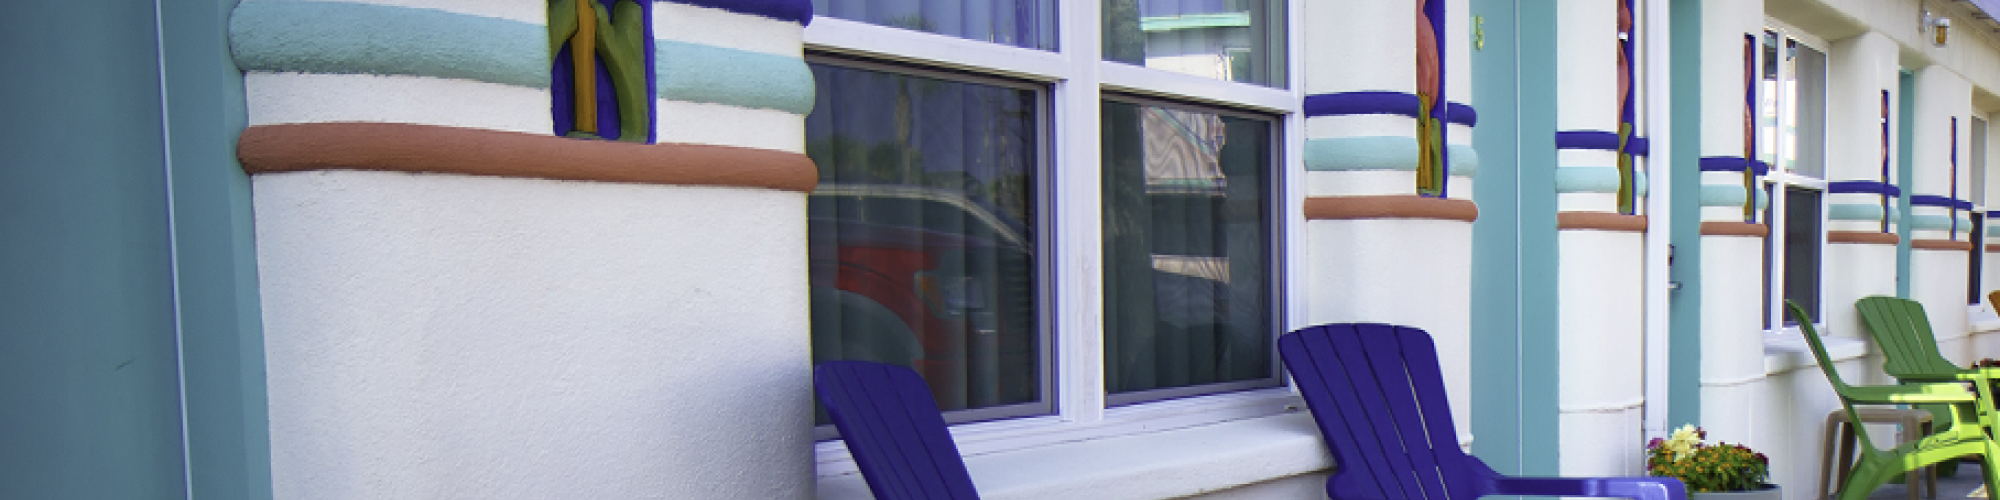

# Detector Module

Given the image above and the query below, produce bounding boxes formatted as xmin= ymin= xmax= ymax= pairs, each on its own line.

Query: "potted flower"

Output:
xmin=1645 ymin=425 xmax=1777 ymax=499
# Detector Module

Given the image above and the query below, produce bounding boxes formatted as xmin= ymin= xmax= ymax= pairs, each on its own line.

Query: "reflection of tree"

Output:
xmin=1105 ymin=0 xmax=1145 ymax=63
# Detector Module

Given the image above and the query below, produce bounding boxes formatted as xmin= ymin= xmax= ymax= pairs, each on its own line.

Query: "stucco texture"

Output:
xmin=253 ymin=170 xmax=813 ymax=499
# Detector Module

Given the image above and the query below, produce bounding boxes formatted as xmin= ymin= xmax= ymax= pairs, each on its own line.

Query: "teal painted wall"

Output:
xmin=160 ymin=0 xmax=274 ymax=498
xmin=1666 ymin=0 xmax=1703 ymax=430
xmin=1898 ymin=70 xmax=1915 ymax=298
xmin=1470 ymin=0 xmax=1561 ymax=477
xmin=0 ymin=1 xmax=190 ymax=497
xmin=1 ymin=1 xmax=270 ymax=498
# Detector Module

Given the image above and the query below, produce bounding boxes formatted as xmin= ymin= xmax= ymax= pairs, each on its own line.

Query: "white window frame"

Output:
xmin=1761 ymin=22 xmax=1830 ymax=335
xmin=804 ymin=0 xmax=1308 ymax=476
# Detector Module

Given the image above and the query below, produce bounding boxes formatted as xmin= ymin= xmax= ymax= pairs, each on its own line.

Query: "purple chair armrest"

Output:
xmin=1486 ymin=476 xmax=1686 ymax=500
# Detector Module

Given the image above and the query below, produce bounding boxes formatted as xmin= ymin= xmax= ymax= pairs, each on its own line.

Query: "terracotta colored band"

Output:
xmin=1988 ymin=243 xmax=2000 ymax=253
xmin=1912 ymin=239 xmax=1974 ymax=251
xmin=1827 ymin=231 xmax=1899 ymax=245
xmin=1302 ymin=195 xmax=1479 ymax=222
xmin=1699 ymin=221 xmax=1767 ymax=237
xmin=1557 ymin=212 xmax=1647 ymax=232
xmin=238 ymin=122 xmax=819 ymax=192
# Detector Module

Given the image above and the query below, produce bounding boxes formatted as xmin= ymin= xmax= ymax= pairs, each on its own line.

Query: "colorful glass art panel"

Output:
xmin=1616 ymin=0 xmax=1636 ymax=214
xmin=1415 ymin=0 xmax=1447 ymax=197
xmin=1742 ymin=33 xmax=1757 ymax=222
xmin=1883 ymin=90 xmax=1891 ymax=233
xmin=550 ymin=0 xmax=656 ymax=143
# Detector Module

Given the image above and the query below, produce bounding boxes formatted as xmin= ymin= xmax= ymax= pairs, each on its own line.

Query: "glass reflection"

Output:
xmin=805 ymin=63 xmax=1042 ymax=416
xmin=813 ymin=0 xmax=1057 ymax=50
xmin=1101 ymin=100 xmax=1274 ymax=398
xmin=1103 ymin=0 xmax=1285 ymax=86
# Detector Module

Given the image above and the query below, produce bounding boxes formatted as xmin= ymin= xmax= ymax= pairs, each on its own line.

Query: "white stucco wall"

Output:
xmin=1308 ymin=218 xmax=1474 ymax=447
xmin=1700 ymin=235 xmax=1765 ymax=444
xmin=254 ymin=170 xmax=814 ymax=499
xmin=1557 ymin=229 xmax=1645 ymax=476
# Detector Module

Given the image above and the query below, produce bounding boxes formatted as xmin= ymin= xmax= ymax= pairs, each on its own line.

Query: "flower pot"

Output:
xmin=1690 ymin=484 xmax=1780 ymax=500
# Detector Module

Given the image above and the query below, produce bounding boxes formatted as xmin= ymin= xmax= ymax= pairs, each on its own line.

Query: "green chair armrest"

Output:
xmin=1842 ymin=382 xmax=1977 ymax=404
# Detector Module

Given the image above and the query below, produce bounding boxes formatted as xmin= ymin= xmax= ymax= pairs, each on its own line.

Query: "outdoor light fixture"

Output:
xmin=1921 ymin=7 xmax=1951 ymax=46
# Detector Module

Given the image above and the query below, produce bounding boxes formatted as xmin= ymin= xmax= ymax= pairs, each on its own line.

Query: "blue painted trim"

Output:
xmin=1827 ymin=180 xmax=1900 ymax=197
xmin=663 ymin=0 xmax=813 ymax=25
xmin=1553 ymin=130 xmax=1649 ymax=156
xmin=1910 ymin=195 xmax=1973 ymax=210
xmin=230 ymin=1 xmax=816 ymax=114
xmin=1909 ymin=214 xmax=1955 ymax=230
xmin=1828 ymin=203 xmax=1887 ymax=221
xmin=655 ymin=40 xmax=816 ymax=114
xmin=1696 ymin=156 xmax=1770 ymax=176
xmin=1301 ymin=136 xmax=1479 ymax=176
xmin=1554 ymin=166 xmax=1648 ymax=195
xmin=1302 ymin=91 xmax=1478 ymax=126
xmin=230 ymin=1 xmax=549 ymax=88
xmin=1698 ymin=184 xmax=1768 ymax=209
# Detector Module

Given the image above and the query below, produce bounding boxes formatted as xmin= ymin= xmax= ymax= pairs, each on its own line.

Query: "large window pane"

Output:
xmin=805 ymin=61 xmax=1043 ymax=419
xmin=1791 ymin=42 xmax=1825 ymax=178
xmin=1759 ymin=31 xmax=1780 ymax=169
xmin=1782 ymin=187 xmax=1822 ymax=324
xmin=813 ymin=0 xmax=1056 ymax=50
xmin=1103 ymin=0 xmax=1285 ymax=86
xmin=1101 ymin=100 xmax=1275 ymax=401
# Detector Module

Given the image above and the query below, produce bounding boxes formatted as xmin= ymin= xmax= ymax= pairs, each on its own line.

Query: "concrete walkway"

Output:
xmin=1861 ymin=462 xmax=1987 ymax=500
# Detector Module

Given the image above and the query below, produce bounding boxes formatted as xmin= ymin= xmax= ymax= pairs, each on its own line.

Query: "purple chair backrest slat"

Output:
xmin=815 ymin=361 xmax=981 ymax=500
xmin=1282 ymin=324 xmax=1477 ymax=500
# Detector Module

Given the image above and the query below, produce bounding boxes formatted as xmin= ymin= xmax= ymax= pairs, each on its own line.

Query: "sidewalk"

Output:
xmin=1863 ymin=462 xmax=1988 ymax=500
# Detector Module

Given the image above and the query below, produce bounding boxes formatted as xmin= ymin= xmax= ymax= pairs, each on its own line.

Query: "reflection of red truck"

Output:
xmin=807 ymin=184 xmax=1036 ymax=412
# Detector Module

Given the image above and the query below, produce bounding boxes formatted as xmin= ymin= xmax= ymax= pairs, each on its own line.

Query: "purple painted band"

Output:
xmin=1826 ymin=181 xmax=1900 ymax=197
xmin=1302 ymin=92 xmax=1477 ymax=127
xmin=1697 ymin=156 xmax=1770 ymax=177
xmin=1553 ymin=130 xmax=1649 ymax=157
xmin=663 ymin=0 xmax=813 ymax=25
xmin=1910 ymin=195 xmax=1973 ymax=210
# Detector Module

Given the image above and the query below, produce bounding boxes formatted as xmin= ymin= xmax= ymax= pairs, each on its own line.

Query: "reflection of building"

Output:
xmin=18 ymin=0 xmax=2000 ymax=499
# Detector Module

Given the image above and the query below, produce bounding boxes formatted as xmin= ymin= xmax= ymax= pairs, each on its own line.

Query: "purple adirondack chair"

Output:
xmin=1279 ymin=323 xmax=1686 ymax=500
xmin=815 ymin=360 xmax=981 ymax=500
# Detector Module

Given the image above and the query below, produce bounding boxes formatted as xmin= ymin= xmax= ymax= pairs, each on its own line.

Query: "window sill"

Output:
xmin=1762 ymin=334 xmax=1868 ymax=376
xmin=1967 ymin=304 xmax=2000 ymax=334
xmin=815 ymin=399 xmax=1332 ymax=500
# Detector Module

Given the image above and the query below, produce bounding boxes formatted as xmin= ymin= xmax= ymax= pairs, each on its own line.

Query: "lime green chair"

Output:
xmin=1854 ymin=295 xmax=1999 ymax=478
xmin=1855 ymin=296 xmax=1983 ymax=380
xmin=1789 ymin=300 xmax=2000 ymax=500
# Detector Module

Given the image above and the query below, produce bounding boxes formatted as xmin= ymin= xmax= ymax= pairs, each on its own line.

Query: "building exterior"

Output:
xmin=11 ymin=0 xmax=2000 ymax=499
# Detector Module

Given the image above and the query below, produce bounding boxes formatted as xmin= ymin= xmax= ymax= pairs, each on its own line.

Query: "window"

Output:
xmin=805 ymin=60 xmax=1046 ymax=424
xmin=804 ymin=0 xmax=1290 ymax=435
xmin=1102 ymin=0 xmax=1286 ymax=86
xmin=1100 ymin=98 xmax=1277 ymax=402
xmin=810 ymin=0 xmax=1056 ymax=50
xmin=1760 ymin=29 xmax=1827 ymax=328
xmin=1972 ymin=117 xmax=1988 ymax=305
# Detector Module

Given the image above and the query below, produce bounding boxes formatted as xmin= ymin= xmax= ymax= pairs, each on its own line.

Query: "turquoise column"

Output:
xmin=160 ymin=0 xmax=274 ymax=498
xmin=1899 ymin=70 xmax=1916 ymax=298
xmin=1666 ymin=0 xmax=1703 ymax=431
xmin=1470 ymin=0 xmax=1560 ymax=477
xmin=0 ymin=1 xmax=189 ymax=497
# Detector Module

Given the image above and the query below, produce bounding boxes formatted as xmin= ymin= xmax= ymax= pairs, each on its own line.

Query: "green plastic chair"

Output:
xmin=1854 ymin=296 xmax=1979 ymax=380
xmin=1788 ymin=300 xmax=2000 ymax=500
xmin=1854 ymin=295 xmax=1998 ymax=478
